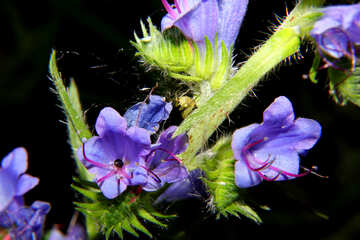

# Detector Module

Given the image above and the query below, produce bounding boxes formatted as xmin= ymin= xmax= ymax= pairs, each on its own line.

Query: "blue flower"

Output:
xmin=0 ymin=148 xmax=39 ymax=212
xmin=1 ymin=200 xmax=50 ymax=240
xmin=78 ymin=107 xmax=152 ymax=199
xmin=232 ymin=96 xmax=321 ymax=188
xmin=78 ymin=106 xmax=188 ymax=199
xmin=310 ymin=4 xmax=360 ymax=65
xmin=160 ymin=0 xmax=248 ymax=53
xmin=124 ymin=95 xmax=172 ymax=134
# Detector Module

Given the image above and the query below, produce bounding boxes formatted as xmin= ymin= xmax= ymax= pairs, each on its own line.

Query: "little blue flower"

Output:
xmin=310 ymin=4 xmax=360 ymax=65
xmin=161 ymin=0 xmax=248 ymax=53
xmin=78 ymin=106 xmax=189 ymax=199
xmin=0 ymin=147 xmax=39 ymax=212
xmin=78 ymin=107 xmax=151 ymax=199
xmin=232 ymin=96 xmax=321 ymax=188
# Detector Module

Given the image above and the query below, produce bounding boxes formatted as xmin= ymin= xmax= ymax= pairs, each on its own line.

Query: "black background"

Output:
xmin=1 ymin=0 xmax=360 ymax=239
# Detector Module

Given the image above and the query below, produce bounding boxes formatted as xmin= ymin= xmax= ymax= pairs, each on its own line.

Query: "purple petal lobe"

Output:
xmin=218 ymin=0 xmax=249 ymax=49
xmin=0 ymin=169 xmax=16 ymax=212
xmin=95 ymin=107 xmax=128 ymax=137
xmin=15 ymin=174 xmax=39 ymax=196
xmin=100 ymin=175 xmax=126 ymax=199
xmin=263 ymin=96 xmax=295 ymax=128
xmin=235 ymin=160 xmax=262 ymax=188
xmin=1 ymin=147 xmax=28 ymax=177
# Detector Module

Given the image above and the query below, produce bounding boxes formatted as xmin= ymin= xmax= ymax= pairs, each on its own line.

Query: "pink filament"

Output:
xmin=82 ymin=144 xmax=108 ymax=168
xmin=242 ymin=138 xmax=311 ymax=181
xmin=141 ymin=166 xmax=161 ymax=183
xmin=146 ymin=147 xmax=183 ymax=164
xmin=97 ymin=171 xmax=116 ymax=184
xmin=161 ymin=0 xmax=178 ymax=19
xmin=174 ymin=0 xmax=181 ymax=13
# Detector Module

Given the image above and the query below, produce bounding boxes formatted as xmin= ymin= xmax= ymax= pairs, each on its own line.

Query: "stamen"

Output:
xmin=174 ymin=0 xmax=181 ymax=13
xmin=82 ymin=144 xmax=108 ymax=168
xmin=146 ymin=147 xmax=183 ymax=164
xmin=258 ymin=171 xmax=281 ymax=181
xmin=141 ymin=166 xmax=161 ymax=183
xmin=161 ymin=0 xmax=178 ymax=19
xmin=242 ymin=138 xmax=267 ymax=152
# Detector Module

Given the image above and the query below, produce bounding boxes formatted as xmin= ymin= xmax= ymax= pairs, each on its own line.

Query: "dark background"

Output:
xmin=1 ymin=0 xmax=360 ymax=239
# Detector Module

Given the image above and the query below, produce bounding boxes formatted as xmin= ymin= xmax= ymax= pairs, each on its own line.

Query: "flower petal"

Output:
xmin=95 ymin=107 xmax=128 ymax=137
xmin=100 ymin=175 xmax=127 ymax=199
xmin=129 ymin=167 xmax=148 ymax=186
xmin=252 ymin=117 xmax=321 ymax=154
xmin=174 ymin=0 xmax=219 ymax=45
xmin=232 ymin=123 xmax=259 ymax=160
xmin=1 ymin=147 xmax=28 ymax=177
xmin=0 ymin=169 xmax=17 ymax=211
xmin=125 ymin=126 xmax=151 ymax=163
xmin=15 ymin=174 xmax=39 ymax=196
xmin=124 ymin=95 xmax=173 ymax=133
xmin=262 ymin=96 xmax=295 ymax=128
xmin=218 ymin=0 xmax=248 ymax=49
xmin=234 ymin=160 xmax=262 ymax=188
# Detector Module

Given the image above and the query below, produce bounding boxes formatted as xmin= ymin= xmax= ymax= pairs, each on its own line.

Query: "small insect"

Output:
xmin=176 ymin=95 xmax=197 ymax=118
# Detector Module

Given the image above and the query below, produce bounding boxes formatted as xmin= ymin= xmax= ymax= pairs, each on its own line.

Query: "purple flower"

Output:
xmin=49 ymin=224 xmax=86 ymax=240
xmin=232 ymin=96 xmax=321 ymax=188
xmin=78 ymin=107 xmax=151 ymax=199
xmin=124 ymin=95 xmax=173 ymax=134
xmin=143 ymin=126 xmax=188 ymax=191
xmin=78 ymin=107 xmax=188 ymax=199
xmin=1 ymin=200 xmax=50 ymax=240
xmin=310 ymin=4 xmax=360 ymax=63
xmin=160 ymin=0 xmax=248 ymax=52
xmin=0 ymin=148 xmax=39 ymax=212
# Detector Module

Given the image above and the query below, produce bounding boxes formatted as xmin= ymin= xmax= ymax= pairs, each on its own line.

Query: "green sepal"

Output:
xmin=202 ymin=137 xmax=262 ymax=223
xmin=72 ymin=179 xmax=175 ymax=239
xmin=210 ymin=42 xmax=232 ymax=90
xmin=131 ymin=18 xmax=194 ymax=75
xmin=309 ymin=51 xmax=321 ymax=83
xmin=328 ymin=65 xmax=360 ymax=107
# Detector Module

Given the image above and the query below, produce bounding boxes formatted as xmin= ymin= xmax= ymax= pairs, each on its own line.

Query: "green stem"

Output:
xmin=176 ymin=0 xmax=324 ymax=168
